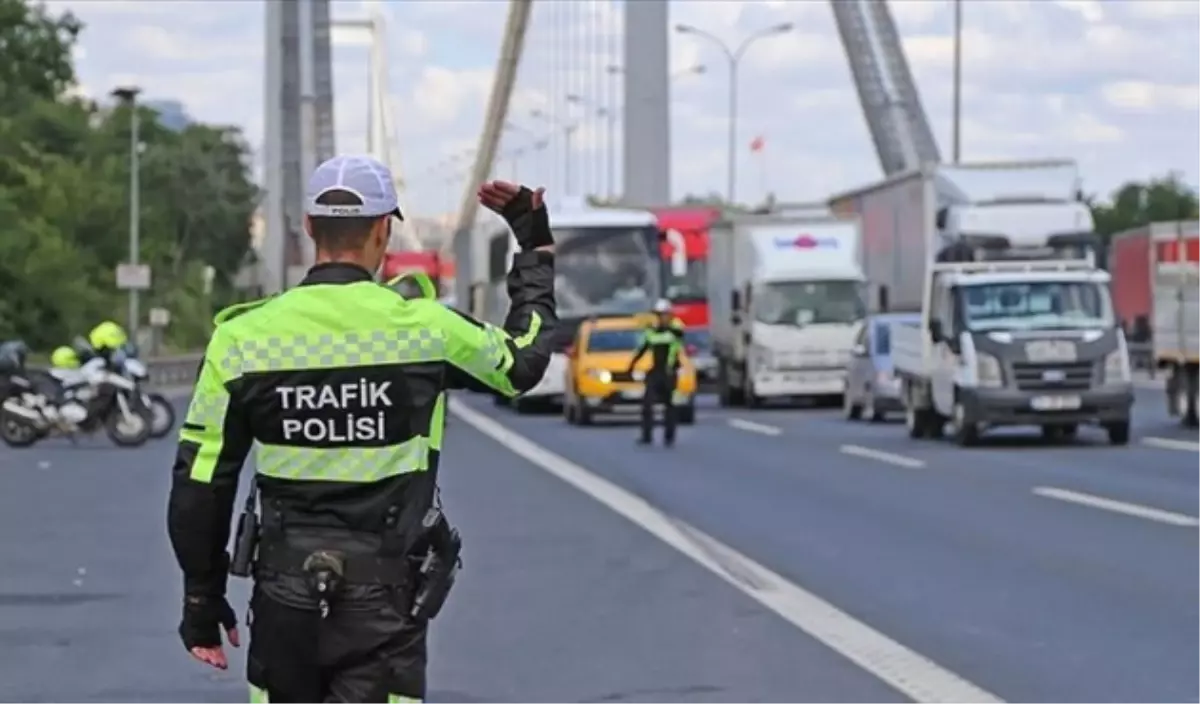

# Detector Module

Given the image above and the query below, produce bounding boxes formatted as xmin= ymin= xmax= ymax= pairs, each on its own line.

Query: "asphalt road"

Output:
xmin=0 ymin=386 xmax=1195 ymax=702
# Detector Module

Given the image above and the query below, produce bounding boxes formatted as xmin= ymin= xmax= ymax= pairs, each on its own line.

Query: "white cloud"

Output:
xmin=51 ymin=0 xmax=1198 ymax=221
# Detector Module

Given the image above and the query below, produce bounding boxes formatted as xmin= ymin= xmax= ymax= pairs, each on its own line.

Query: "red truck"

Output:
xmin=1110 ymin=221 xmax=1199 ymax=425
xmin=382 ymin=250 xmax=453 ymax=297
xmin=651 ymin=206 xmax=719 ymax=328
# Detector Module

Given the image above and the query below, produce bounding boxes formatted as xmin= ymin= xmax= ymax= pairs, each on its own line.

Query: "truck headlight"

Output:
xmin=976 ymin=353 xmax=1003 ymax=388
xmin=1103 ymin=350 xmax=1130 ymax=384
xmin=586 ymin=368 xmax=612 ymax=384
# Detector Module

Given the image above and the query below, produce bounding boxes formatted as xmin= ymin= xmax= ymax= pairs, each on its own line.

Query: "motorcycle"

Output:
xmin=0 ymin=359 xmax=154 ymax=448
xmin=118 ymin=354 xmax=176 ymax=439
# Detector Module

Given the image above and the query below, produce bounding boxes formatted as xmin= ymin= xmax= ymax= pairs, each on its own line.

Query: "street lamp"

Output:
xmin=531 ymin=108 xmax=579 ymax=196
xmin=110 ymin=85 xmax=142 ymax=337
xmin=675 ymin=22 xmax=793 ymax=204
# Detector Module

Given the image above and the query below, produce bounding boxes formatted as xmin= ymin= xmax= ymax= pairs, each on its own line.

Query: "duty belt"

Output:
xmin=254 ymin=540 xmax=413 ymax=585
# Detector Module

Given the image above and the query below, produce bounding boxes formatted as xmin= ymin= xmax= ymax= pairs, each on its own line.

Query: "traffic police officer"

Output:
xmin=167 ymin=154 xmax=557 ymax=702
xmin=627 ymin=298 xmax=685 ymax=447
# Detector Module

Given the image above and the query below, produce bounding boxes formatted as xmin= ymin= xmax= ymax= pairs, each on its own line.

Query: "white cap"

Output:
xmin=305 ymin=154 xmax=404 ymax=220
xmin=652 ymin=298 xmax=671 ymax=313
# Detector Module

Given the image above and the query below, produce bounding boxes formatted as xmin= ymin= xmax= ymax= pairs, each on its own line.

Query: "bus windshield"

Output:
xmin=553 ymin=225 xmax=660 ymax=317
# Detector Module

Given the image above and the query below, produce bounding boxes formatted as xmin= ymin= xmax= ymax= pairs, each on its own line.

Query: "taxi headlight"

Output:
xmin=976 ymin=352 xmax=1003 ymax=388
xmin=1104 ymin=350 xmax=1130 ymax=384
xmin=586 ymin=368 xmax=612 ymax=384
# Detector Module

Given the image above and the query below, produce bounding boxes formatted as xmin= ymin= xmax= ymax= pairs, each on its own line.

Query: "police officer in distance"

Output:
xmin=626 ymin=298 xmax=685 ymax=447
xmin=167 ymin=154 xmax=557 ymax=702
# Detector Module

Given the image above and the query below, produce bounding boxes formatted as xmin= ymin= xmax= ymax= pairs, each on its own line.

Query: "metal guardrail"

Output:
xmin=144 ymin=353 xmax=205 ymax=389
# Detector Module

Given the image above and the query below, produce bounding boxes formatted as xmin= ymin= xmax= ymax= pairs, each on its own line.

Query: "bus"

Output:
xmin=484 ymin=198 xmax=662 ymax=409
xmin=382 ymin=250 xmax=455 ymax=297
xmin=652 ymin=206 xmax=719 ymax=328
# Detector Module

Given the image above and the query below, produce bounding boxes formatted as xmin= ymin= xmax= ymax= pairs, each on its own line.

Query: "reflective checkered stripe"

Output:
xmin=236 ymin=328 xmax=448 ymax=373
xmin=256 ymin=437 xmax=430 ymax=482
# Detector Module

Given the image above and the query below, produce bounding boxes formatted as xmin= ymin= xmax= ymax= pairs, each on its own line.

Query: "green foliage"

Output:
xmin=1088 ymin=172 xmax=1200 ymax=240
xmin=0 ymin=2 xmax=260 ymax=352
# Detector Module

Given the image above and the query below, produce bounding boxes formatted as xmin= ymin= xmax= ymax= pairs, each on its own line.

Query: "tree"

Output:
xmin=1089 ymin=172 xmax=1200 ymax=240
xmin=0 ymin=0 xmax=81 ymax=109
xmin=0 ymin=1 xmax=259 ymax=351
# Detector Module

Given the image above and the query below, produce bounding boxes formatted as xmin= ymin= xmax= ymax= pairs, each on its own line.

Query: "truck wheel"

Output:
xmin=1105 ymin=420 xmax=1131 ymax=446
xmin=717 ymin=362 xmax=742 ymax=407
xmin=843 ymin=390 xmax=862 ymax=420
xmin=905 ymin=405 xmax=926 ymax=439
xmin=950 ymin=400 xmax=980 ymax=447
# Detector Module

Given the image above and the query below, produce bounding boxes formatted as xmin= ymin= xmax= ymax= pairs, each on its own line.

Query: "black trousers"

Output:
xmin=247 ymin=576 xmax=427 ymax=703
xmin=640 ymin=374 xmax=677 ymax=444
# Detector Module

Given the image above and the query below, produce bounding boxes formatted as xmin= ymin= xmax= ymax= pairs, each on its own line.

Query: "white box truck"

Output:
xmin=708 ymin=214 xmax=866 ymax=406
xmin=830 ymin=160 xmax=1135 ymax=445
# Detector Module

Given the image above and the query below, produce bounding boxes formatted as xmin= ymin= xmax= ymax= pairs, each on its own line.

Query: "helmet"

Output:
xmin=51 ymin=346 xmax=80 ymax=369
xmin=88 ymin=320 xmax=129 ymax=351
xmin=0 ymin=340 xmax=29 ymax=373
xmin=652 ymin=298 xmax=671 ymax=314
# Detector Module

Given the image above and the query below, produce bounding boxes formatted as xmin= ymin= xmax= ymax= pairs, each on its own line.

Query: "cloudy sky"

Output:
xmin=50 ymin=0 xmax=1198 ymax=218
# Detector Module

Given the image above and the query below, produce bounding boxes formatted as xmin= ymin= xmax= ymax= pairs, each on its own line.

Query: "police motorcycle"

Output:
xmin=112 ymin=342 xmax=176 ymax=438
xmin=0 ymin=340 xmax=154 ymax=448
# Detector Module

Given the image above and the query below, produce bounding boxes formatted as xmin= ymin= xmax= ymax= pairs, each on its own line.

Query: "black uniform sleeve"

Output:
xmin=166 ymin=327 xmax=254 ymax=598
xmin=442 ymin=249 xmax=558 ymax=397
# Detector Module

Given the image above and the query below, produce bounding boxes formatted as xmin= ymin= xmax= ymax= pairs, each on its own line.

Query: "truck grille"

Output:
xmin=1011 ymin=361 xmax=1095 ymax=391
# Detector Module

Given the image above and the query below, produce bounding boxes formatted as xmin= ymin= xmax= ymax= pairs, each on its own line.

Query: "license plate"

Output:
xmin=1031 ymin=395 xmax=1081 ymax=411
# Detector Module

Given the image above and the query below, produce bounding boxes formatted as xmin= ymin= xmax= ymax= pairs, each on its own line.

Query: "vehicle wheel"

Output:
xmin=0 ymin=413 xmax=40 ymax=448
xmin=1105 ymin=420 xmax=1131 ymax=446
xmin=105 ymin=405 xmax=152 ymax=447
xmin=717 ymin=362 xmax=743 ymax=407
xmin=863 ymin=393 xmax=885 ymax=423
xmin=950 ymin=400 xmax=979 ymax=447
xmin=844 ymin=390 xmax=864 ymax=419
xmin=147 ymin=393 xmax=176 ymax=438
xmin=678 ymin=403 xmax=696 ymax=425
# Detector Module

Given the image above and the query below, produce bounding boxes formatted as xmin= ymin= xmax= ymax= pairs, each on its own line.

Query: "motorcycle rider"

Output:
xmin=167 ymin=155 xmax=557 ymax=702
xmin=626 ymin=299 xmax=685 ymax=447
xmin=50 ymin=346 xmax=81 ymax=370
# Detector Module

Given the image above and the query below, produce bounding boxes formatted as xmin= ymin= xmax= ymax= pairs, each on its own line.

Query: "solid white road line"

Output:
xmin=450 ymin=399 xmax=1002 ymax=703
xmin=1032 ymin=487 xmax=1200 ymax=528
xmin=726 ymin=418 xmax=783 ymax=436
xmin=840 ymin=444 xmax=927 ymax=469
xmin=1141 ymin=436 xmax=1200 ymax=453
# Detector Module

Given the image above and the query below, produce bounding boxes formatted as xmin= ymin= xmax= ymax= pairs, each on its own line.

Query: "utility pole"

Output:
xmin=111 ymin=86 xmax=143 ymax=337
xmin=952 ymin=0 xmax=963 ymax=163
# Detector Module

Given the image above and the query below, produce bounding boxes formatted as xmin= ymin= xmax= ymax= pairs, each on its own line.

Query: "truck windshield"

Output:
xmin=958 ymin=281 xmax=1113 ymax=331
xmin=753 ymin=280 xmax=866 ymax=326
xmin=663 ymin=258 xmax=707 ymax=303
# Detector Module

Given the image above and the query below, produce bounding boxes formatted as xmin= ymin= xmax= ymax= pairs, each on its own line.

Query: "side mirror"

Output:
xmin=851 ymin=344 xmax=867 ymax=357
xmin=928 ymin=319 xmax=944 ymax=342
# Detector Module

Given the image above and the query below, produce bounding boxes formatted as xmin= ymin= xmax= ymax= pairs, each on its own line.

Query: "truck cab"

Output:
xmin=896 ymin=221 xmax=1134 ymax=446
xmin=710 ymin=215 xmax=866 ymax=407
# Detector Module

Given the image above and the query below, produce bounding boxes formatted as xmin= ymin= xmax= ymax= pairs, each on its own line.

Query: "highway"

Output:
xmin=0 ymin=386 xmax=1195 ymax=702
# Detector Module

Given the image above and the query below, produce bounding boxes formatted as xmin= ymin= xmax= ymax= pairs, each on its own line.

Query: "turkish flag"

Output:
xmin=749 ymin=135 xmax=765 ymax=152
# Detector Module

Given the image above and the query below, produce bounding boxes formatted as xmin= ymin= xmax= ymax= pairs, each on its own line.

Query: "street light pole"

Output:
xmin=112 ymin=86 xmax=142 ymax=337
xmin=951 ymin=0 xmax=963 ymax=163
xmin=675 ymin=24 xmax=792 ymax=205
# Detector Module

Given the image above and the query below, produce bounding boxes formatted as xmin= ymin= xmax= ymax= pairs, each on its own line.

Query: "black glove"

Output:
xmin=179 ymin=594 xmax=237 ymax=651
xmin=501 ymin=187 xmax=553 ymax=251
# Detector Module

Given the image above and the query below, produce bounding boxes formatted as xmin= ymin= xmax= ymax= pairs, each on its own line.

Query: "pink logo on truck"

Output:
xmin=774 ymin=234 xmax=838 ymax=249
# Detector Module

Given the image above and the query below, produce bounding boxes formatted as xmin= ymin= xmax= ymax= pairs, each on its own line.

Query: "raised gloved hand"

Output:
xmin=179 ymin=594 xmax=240 ymax=670
xmin=477 ymin=180 xmax=552 ymax=251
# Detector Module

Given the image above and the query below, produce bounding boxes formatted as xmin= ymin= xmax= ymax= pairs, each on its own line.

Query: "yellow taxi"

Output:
xmin=563 ymin=313 xmax=697 ymax=426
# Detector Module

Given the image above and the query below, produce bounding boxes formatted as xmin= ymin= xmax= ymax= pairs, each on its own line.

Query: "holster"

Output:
xmin=409 ymin=508 xmax=462 ymax=622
